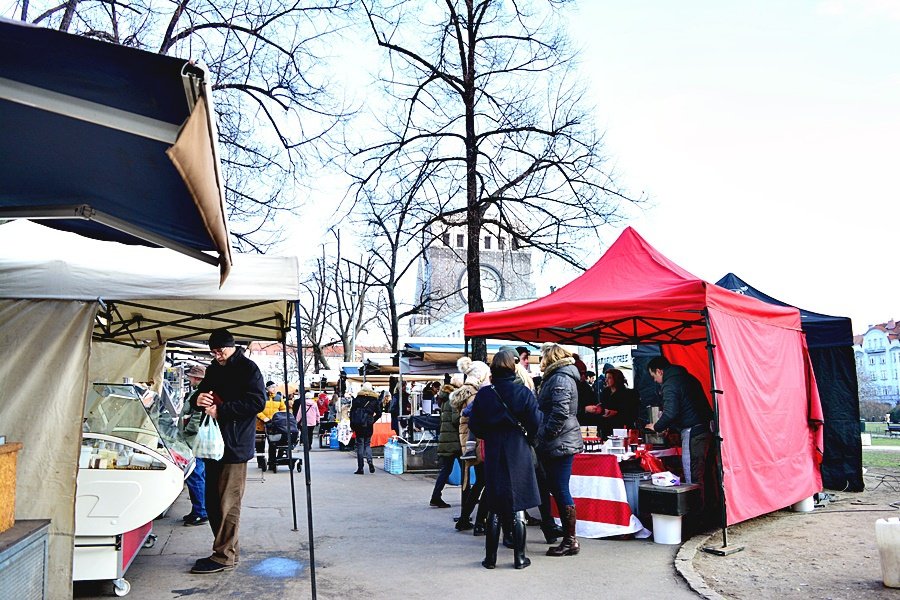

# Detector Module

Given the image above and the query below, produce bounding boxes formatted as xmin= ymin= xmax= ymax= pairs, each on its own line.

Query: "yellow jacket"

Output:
xmin=257 ymin=396 xmax=287 ymax=431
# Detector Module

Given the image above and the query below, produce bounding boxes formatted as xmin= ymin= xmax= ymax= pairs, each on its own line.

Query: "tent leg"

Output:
xmin=281 ymin=324 xmax=298 ymax=532
xmin=295 ymin=301 xmax=318 ymax=599
xmin=700 ymin=309 xmax=744 ymax=557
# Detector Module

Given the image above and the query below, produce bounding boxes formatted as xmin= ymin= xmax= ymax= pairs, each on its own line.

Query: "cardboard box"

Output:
xmin=0 ymin=443 xmax=24 ymax=533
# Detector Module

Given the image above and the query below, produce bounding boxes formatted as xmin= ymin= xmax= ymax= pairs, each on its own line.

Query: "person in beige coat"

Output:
xmin=451 ymin=358 xmax=490 ymax=533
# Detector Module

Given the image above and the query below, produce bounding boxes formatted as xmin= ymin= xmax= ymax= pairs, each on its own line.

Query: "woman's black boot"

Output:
xmin=482 ymin=513 xmax=500 ymax=569
xmin=513 ymin=511 xmax=531 ymax=569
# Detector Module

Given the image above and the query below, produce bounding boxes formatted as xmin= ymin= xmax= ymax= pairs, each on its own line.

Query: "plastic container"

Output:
xmin=388 ymin=439 xmax=404 ymax=474
xmin=383 ymin=438 xmax=393 ymax=472
xmin=876 ymin=517 xmax=900 ymax=587
xmin=791 ymin=496 xmax=814 ymax=512
xmin=622 ymin=471 xmax=651 ymax=516
xmin=651 ymin=513 xmax=682 ymax=544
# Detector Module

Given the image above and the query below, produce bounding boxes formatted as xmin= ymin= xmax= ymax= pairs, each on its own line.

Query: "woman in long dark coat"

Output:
xmin=468 ymin=349 xmax=541 ymax=570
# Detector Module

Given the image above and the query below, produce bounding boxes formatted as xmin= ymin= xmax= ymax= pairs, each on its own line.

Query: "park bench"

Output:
xmin=888 ymin=423 xmax=900 ymax=438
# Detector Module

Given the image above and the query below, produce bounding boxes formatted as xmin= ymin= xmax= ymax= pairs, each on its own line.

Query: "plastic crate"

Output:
xmin=622 ymin=471 xmax=651 ymax=516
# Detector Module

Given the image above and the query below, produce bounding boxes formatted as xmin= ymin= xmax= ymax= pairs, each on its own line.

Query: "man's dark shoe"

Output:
xmin=455 ymin=518 xmax=474 ymax=531
xmin=190 ymin=558 xmax=232 ymax=574
xmin=184 ymin=515 xmax=209 ymax=527
xmin=182 ymin=513 xmax=196 ymax=522
xmin=354 ymin=469 xmax=364 ymax=475
xmin=368 ymin=462 xmax=376 ymax=473
xmin=430 ymin=498 xmax=451 ymax=508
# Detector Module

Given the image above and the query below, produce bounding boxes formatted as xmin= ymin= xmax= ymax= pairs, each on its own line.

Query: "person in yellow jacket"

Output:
xmin=255 ymin=382 xmax=286 ymax=469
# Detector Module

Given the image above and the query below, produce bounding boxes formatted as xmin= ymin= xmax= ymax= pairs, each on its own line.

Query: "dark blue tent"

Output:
xmin=0 ymin=18 xmax=232 ymax=280
xmin=632 ymin=274 xmax=864 ymax=492
xmin=716 ymin=273 xmax=863 ymax=491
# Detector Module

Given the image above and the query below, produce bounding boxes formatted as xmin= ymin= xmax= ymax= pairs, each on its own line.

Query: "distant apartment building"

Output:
xmin=853 ymin=319 xmax=900 ymax=404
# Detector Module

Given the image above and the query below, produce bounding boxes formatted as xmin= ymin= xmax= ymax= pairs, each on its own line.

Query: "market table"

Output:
xmin=370 ymin=421 xmax=396 ymax=448
xmin=550 ymin=453 xmax=647 ymax=538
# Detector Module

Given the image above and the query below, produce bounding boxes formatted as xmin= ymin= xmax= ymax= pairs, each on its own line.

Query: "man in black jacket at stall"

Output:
xmin=191 ymin=328 xmax=266 ymax=574
xmin=645 ymin=356 xmax=714 ymax=492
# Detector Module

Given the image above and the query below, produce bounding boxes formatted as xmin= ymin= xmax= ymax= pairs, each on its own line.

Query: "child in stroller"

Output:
xmin=264 ymin=411 xmax=301 ymax=473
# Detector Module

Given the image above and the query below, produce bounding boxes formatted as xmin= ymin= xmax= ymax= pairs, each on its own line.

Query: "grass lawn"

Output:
xmin=863 ymin=451 xmax=900 ymax=469
xmin=864 ymin=422 xmax=888 ymax=435
xmin=872 ymin=437 xmax=900 ymax=447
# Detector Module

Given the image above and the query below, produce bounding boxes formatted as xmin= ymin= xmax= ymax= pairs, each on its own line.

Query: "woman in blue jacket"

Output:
xmin=468 ymin=349 xmax=541 ymax=570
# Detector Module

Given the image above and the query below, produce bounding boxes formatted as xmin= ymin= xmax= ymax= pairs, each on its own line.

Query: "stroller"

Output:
xmin=263 ymin=411 xmax=302 ymax=473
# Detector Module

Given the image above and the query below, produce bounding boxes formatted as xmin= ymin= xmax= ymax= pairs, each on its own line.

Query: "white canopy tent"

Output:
xmin=0 ymin=221 xmax=302 ymax=598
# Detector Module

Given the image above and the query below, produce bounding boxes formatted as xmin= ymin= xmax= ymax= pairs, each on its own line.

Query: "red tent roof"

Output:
xmin=464 ymin=227 xmax=801 ymax=345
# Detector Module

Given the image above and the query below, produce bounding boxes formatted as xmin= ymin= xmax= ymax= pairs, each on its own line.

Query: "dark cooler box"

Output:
xmin=638 ymin=482 xmax=702 ymax=516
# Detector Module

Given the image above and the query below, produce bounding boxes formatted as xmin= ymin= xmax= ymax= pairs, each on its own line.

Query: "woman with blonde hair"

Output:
xmin=536 ymin=342 xmax=583 ymax=557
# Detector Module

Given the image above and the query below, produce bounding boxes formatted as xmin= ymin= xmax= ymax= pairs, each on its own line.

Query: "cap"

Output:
xmin=208 ymin=328 xmax=235 ymax=349
xmin=186 ymin=364 xmax=206 ymax=378
xmin=265 ymin=380 xmax=276 ymax=388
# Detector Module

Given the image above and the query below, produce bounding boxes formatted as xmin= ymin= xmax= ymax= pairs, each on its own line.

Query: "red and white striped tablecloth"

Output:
xmin=550 ymin=453 xmax=646 ymax=538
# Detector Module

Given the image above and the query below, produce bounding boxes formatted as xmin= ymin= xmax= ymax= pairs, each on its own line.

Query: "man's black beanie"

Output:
xmin=208 ymin=328 xmax=235 ymax=349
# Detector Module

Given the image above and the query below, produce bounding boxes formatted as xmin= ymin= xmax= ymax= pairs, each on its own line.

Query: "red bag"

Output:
xmin=635 ymin=449 xmax=665 ymax=474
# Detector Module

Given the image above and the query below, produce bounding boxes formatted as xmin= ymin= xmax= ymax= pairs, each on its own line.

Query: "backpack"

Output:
xmin=350 ymin=400 xmax=371 ymax=430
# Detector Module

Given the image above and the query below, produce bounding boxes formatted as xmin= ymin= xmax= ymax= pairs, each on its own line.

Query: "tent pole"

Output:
xmin=700 ymin=309 xmax=744 ymax=557
xmin=281 ymin=325 xmax=298 ymax=531
xmin=592 ymin=331 xmax=600 ymax=402
xmin=294 ymin=301 xmax=318 ymax=598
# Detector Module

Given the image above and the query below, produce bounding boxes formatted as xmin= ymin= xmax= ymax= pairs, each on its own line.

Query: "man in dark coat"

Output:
xmin=468 ymin=350 xmax=541 ymax=569
xmin=350 ymin=383 xmax=383 ymax=474
xmin=191 ymin=328 xmax=266 ymax=574
xmin=645 ymin=356 xmax=714 ymax=492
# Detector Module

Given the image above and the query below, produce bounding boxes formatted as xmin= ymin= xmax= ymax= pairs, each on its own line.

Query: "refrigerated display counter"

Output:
xmin=74 ymin=383 xmax=194 ymax=596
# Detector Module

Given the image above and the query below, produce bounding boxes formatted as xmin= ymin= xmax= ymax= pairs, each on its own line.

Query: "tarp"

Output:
xmin=0 ymin=18 xmax=232 ymax=281
xmin=0 ymin=222 xmax=300 ymax=599
xmin=716 ymin=273 xmax=863 ymax=492
xmin=465 ymin=227 xmax=824 ymax=526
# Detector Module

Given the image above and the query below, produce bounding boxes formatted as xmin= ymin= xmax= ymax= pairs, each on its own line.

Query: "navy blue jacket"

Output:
xmin=198 ymin=348 xmax=266 ymax=463
xmin=654 ymin=364 xmax=713 ymax=432
xmin=468 ymin=376 xmax=541 ymax=513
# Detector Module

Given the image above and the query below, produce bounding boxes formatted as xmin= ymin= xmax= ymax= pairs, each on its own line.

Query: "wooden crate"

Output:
xmin=0 ymin=443 xmax=23 ymax=534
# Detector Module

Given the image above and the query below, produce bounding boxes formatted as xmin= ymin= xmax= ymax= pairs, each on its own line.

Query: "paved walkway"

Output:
xmin=74 ymin=447 xmax=702 ymax=600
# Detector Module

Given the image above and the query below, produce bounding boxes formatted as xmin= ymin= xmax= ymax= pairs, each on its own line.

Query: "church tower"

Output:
xmin=410 ymin=225 xmax=535 ymax=334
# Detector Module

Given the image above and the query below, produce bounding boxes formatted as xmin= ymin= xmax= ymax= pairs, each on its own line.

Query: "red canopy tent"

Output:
xmin=465 ymin=227 xmax=823 ymax=529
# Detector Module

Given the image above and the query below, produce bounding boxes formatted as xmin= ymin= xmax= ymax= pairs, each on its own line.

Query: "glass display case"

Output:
xmin=81 ymin=383 xmax=193 ymax=473
xmin=75 ymin=382 xmax=194 ymax=596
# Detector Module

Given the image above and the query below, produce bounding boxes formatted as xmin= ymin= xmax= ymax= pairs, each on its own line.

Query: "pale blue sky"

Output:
xmin=559 ymin=1 xmax=899 ymax=333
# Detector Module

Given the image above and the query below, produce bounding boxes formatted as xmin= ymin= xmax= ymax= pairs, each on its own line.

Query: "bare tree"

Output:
xmin=329 ymin=231 xmax=380 ymax=361
xmin=9 ymin=0 xmax=354 ymax=251
xmin=298 ymin=249 xmax=338 ymax=372
xmin=352 ymin=0 xmax=641 ymax=360
xmin=342 ymin=167 xmax=460 ymax=352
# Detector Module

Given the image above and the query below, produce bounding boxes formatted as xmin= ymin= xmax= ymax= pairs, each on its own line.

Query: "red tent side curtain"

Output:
xmin=705 ymin=307 xmax=823 ymax=525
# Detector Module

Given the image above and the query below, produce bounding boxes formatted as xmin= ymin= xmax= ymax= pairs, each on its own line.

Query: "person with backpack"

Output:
xmin=535 ymin=342 xmax=584 ymax=558
xmin=349 ymin=383 xmax=382 ymax=474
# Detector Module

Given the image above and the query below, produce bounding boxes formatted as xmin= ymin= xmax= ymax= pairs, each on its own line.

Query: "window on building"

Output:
xmin=870 ymin=358 xmax=875 ymax=365
xmin=882 ymin=371 xmax=888 ymax=380
xmin=512 ymin=237 xmax=519 ymax=250
xmin=442 ymin=232 xmax=450 ymax=246
xmin=484 ymin=235 xmax=491 ymax=249
xmin=498 ymin=236 xmax=505 ymax=250
xmin=882 ymin=357 xmax=886 ymax=364
xmin=456 ymin=234 xmax=464 ymax=247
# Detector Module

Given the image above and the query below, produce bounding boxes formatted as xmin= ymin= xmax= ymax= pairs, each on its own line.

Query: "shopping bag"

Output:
xmin=193 ymin=415 xmax=225 ymax=460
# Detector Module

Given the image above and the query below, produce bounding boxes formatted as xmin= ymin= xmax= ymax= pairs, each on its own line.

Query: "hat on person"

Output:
xmin=265 ymin=380 xmax=276 ymax=388
xmin=457 ymin=357 xmax=490 ymax=387
xmin=186 ymin=364 xmax=206 ymax=378
xmin=602 ymin=363 xmax=615 ymax=374
xmin=361 ymin=382 xmax=375 ymax=393
xmin=305 ymin=391 xmax=314 ymax=399
xmin=498 ymin=345 xmax=520 ymax=363
xmin=515 ymin=346 xmax=529 ymax=357
xmin=208 ymin=328 xmax=235 ymax=349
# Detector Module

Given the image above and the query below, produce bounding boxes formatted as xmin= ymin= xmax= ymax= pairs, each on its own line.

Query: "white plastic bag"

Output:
xmin=193 ymin=415 xmax=225 ymax=460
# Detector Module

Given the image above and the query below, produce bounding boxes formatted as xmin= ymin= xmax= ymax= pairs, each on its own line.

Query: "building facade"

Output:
xmin=853 ymin=319 xmax=900 ymax=404
xmin=410 ymin=225 xmax=536 ymax=335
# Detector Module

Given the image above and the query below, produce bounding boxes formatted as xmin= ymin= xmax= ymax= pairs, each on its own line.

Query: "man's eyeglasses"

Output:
xmin=210 ymin=348 xmax=228 ymax=356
